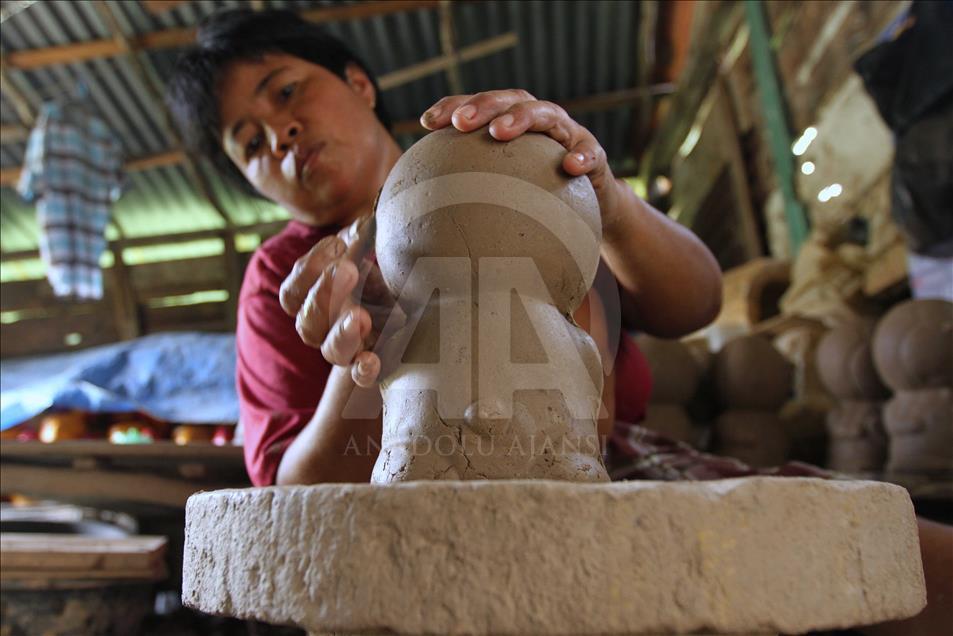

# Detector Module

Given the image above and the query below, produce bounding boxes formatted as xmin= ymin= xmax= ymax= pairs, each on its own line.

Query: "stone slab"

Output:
xmin=183 ymin=478 xmax=926 ymax=635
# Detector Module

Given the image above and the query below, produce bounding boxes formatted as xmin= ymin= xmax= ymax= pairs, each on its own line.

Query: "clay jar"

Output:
xmin=635 ymin=335 xmax=704 ymax=446
xmin=372 ymin=126 xmax=608 ymax=483
xmin=815 ymin=319 xmax=889 ymax=473
xmin=712 ymin=335 xmax=793 ymax=468
xmin=872 ymin=299 xmax=953 ymax=477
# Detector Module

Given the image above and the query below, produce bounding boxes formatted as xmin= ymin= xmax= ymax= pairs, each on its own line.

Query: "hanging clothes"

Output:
xmin=17 ymin=100 xmax=123 ymax=300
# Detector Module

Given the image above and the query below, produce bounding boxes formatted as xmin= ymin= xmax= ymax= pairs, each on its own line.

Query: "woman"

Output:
xmin=167 ymin=8 xmax=722 ymax=488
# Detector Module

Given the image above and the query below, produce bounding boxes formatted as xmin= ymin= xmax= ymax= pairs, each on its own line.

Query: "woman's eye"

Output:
xmin=245 ymin=134 xmax=262 ymax=158
xmin=279 ymin=83 xmax=296 ymax=101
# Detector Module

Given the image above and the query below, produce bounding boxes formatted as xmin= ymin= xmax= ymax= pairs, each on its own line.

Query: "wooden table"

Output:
xmin=0 ymin=441 xmax=249 ymax=510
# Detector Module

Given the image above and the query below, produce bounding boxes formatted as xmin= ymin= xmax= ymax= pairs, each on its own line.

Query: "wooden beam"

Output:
xmin=559 ymin=84 xmax=675 ymax=115
xmin=0 ymin=463 xmax=235 ymax=508
xmin=630 ymin=1 xmax=659 ymax=163
xmin=640 ymin=1 xmax=743 ymax=180
xmin=1 ymin=84 xmax=674 ymax=184
xmin=108 ymin=243 xmax=141 ymax=341
xmin=221 ymin=229 xmax=241 ymax=331
xmin=438 ymin=1 xmax=464 ymax=95
xmin=0 ymin=220 xmax=288 ymax=262
xmin=142 ymin=0 xmax=189 ymax=14
xmin=0 ymin=150 xmax=185 ymax=187
xmin=378 ymin=32 xmax=518 ymax=90
xmin=0 ymin=66 xmax=36 ymax=126
xmin=4 ymin=1 xmax=442 ymax=70
xmin=0 ymin=123 xmax=29 ymax=143
xmin=94 ymin=0 xmax=234 ymax=229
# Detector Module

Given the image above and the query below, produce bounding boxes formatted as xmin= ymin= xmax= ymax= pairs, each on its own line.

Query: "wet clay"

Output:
xmin=372 ymin=126 xmax=608 ymax=483
xmin=816 ymin=319 xmax=888 ymax=473
xmin=635 ymin=335 xmax=704 ymax=446
xmin=713 ymin=335 xmax=793 ymax=467
xmin=872 ymin=299 xmax=953 ymax=477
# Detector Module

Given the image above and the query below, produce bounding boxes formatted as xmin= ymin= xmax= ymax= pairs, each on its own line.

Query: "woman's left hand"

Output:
xmin=420 ymin=89 xmax=625 ymax=235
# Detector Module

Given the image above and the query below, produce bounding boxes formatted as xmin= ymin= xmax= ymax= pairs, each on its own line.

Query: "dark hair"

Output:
xmin=166 ymin=8 xmax=391 ymax=196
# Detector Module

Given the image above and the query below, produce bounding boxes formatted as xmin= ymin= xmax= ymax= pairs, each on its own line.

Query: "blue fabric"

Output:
xmin=0 ymin=333 xmax=238 ymax=431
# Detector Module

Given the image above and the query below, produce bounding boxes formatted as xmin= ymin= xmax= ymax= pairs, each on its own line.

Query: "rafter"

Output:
xmin=1 ymin=85 xmax=674 ymax=186
xmin=4 ymin=1 xmax=442 ymax=70
xmin=438 ymin=1 xmax=464 ymax=95
xmin=93 ymin=0 xmax=234 ymax=229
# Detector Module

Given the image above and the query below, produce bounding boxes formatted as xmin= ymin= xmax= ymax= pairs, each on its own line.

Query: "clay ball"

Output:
xmin=714 ymin=335 xmax=793 ymax=410
xmin=872 ymin=299 xmax=953 ymax=391
xmin=815 ymin=319 xmax=889 ymax=400
xmin=635 ymin=335 xmax=703 ymax=404
xmin=375 ymin=126 xmax=601 ymax=314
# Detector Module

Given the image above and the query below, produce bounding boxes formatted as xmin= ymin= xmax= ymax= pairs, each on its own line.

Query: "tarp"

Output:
xmin=0 ymin=332 xmax=237 ymax=431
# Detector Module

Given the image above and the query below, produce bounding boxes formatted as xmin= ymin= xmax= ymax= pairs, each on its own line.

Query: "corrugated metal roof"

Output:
xmin=1 ymin=0 xmax=641 ymax=254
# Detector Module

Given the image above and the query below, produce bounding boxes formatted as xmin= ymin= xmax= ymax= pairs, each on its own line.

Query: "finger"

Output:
xmin=446 ymin=89 xmax=537 ymax=132
xmin=351 ymin=350 xmax=381 ymax=387
xmin=420 ymin=95 xmax=473 ymax=130
xmin=563 ymin=137 xmax=608 ymax=179
xmin=321 ymin=305 xmax=373 ymax=366
xmin=279 ymin=235 xmax=346 ymax=315
xmin=337 ymin=213 xmax=375 ymax=258
xmin=354 ymin=259 xmax=395 ymax=327
xmin=296 ymin=260 xmax=359 ymax=347
xmin=487 ymin=100 xmax=574 ymax=145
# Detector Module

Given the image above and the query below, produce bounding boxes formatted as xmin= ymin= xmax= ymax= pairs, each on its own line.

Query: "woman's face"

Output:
xmin=218 ymin=53 xmax=390 ymax=226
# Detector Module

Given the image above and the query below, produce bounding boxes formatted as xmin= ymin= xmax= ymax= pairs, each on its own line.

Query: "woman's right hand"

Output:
xmin=279 ymin=215 xmax=395 ymax=387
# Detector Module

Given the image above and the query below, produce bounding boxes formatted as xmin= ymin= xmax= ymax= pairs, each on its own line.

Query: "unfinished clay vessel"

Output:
xmin=635 ymin=335 xmax=704 ymax=446
xmin=815 ymin=319 xmax=889 ymax=473
xmin=713 ymin=335 xmax=792 ymax=467
xmin=373 ymin=126 xmax=607 ymax=483
xmin=872 ymin=299 xmax=953 ymax=476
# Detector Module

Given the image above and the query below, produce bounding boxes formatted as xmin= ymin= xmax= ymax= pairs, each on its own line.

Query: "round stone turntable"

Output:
xmin=182 ymin=477 xmax=925 ymax=635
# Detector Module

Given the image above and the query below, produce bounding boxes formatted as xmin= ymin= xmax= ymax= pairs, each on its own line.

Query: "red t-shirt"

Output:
xmin=236 ymin=220 xmax=653 ymax=486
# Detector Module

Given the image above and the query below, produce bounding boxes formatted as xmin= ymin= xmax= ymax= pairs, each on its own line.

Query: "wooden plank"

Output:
xmin=0 ymin=463 xmax=235 ymax=508
xmin=142 ymin=0 xmax=189 ymax=14
xmin=0 ymin=123 xmax=29 ymax=143
xmin=124 ymin=150 xmax=186 ymax=172
xmin=438 ymin=0 xmax=464 ymax=95
xmin=0 ymin=68 xmax=36 ymax=127
xmin=1 ymin=220 xmax=286 ymax=262
xmin=0 ymin=309 xmax=119 ymax=359
xmin=640 ymin=1 xmax=743 ymax=179
xmin=128 ymin=255 xmax=225 ymax=293
xmin=715 ymin=78 xmax=764 ymax=259
xmin=1 ymin=534 xmax=166 ymax=573
xmin=5 ymin=1 xmax=442 ymax=69
xmin=108 ymin=245 xmax=141 ymax=341
xmin=1 ymin=567 xmax=164 ymax=581
xmin=0 ymin=441 xmax=243 ymax=461
xmin=222 ymin=230 xmax=241 ymax=331
xmin=141 ymin=300 xmax=227 ymax=332
xmin=1 ymin=150 xmax=187 ymax=186
xmin=378 ymin=32 xmax=518 ymax=90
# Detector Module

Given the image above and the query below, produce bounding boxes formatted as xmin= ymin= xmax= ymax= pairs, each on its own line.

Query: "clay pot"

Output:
xmin=714 ymin=335 xmax=793 ymax=410
xmin=372 ymin=127 xmax=608 ymax=483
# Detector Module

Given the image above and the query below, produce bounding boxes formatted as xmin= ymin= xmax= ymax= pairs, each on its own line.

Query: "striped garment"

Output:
xmin=17 ymin=100 xmax=123 ymax=300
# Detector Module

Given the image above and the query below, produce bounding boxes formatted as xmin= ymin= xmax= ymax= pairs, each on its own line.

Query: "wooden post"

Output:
xmin=109 ymin=244 xmax=141 ymax=340
xmin=438 ymin=1 xmax=464 ymax=95
xmin=716 ymin=78 xmax=764 ymax=260
xmin=221 ymin=230 xmax=242 ymax=331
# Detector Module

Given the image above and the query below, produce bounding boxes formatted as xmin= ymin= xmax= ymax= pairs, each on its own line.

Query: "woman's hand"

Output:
xmin=420 ymin=89 xmax=626 ymax=236
xmin=279 ymin=216 xmax=396 ymax=387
